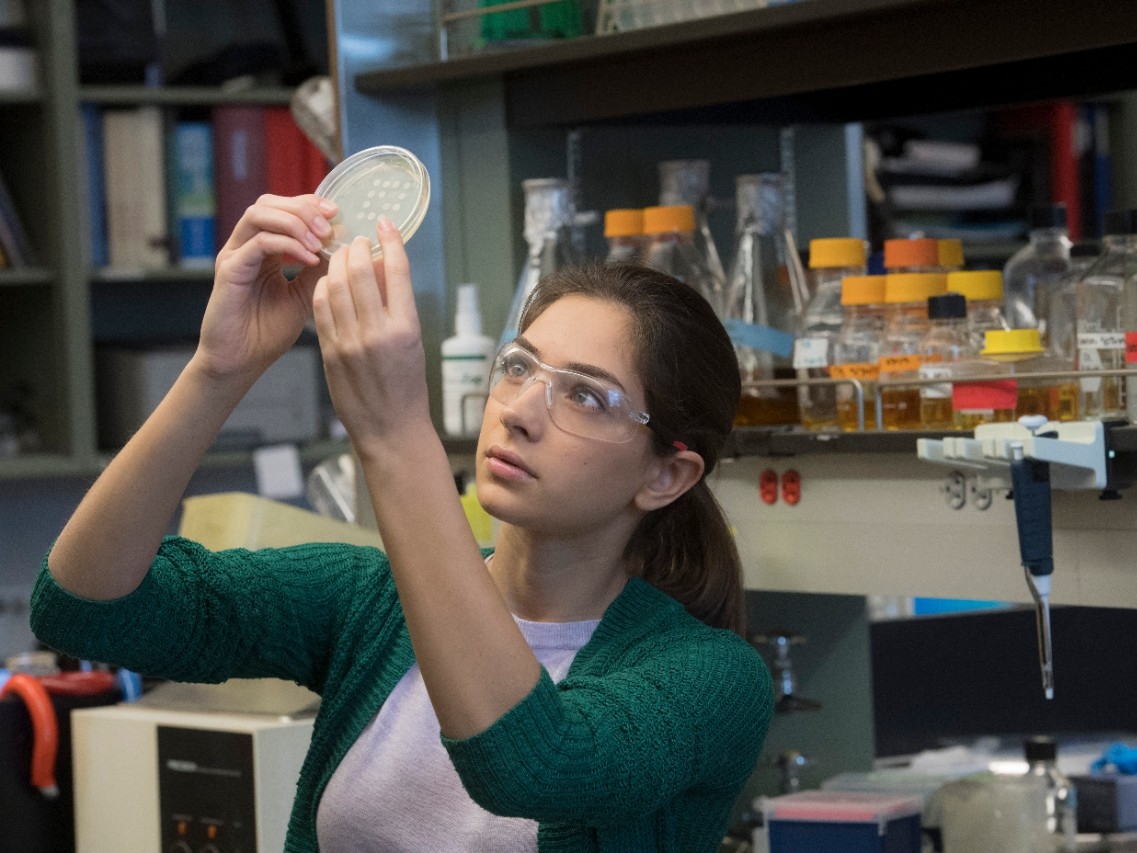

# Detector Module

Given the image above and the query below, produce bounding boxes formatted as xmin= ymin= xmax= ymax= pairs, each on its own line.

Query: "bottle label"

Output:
xmin=442 ymin=356 xmax=491 ymax=436
xmin=1077 ymin=332 xmax=1125 ymax=350
xmin=1078 ymin=345 xmax=1104 ymax=393
xmin=723 ymin=319 xmax=795 ymax=358
xmin=792 ymin=336 xmax=829 ymax=369
xmin=828 ymin=362 xmax=879 ymax=381
xmin=878 ymin=353 xmax=922 ymax=376
xmin=952 ymin=380 xmax=1018 ymax=412
xmin=1126 ymin=332 xmax=1137 ymax=364
xmin=918 ymin=365 xmax=953 ymax=399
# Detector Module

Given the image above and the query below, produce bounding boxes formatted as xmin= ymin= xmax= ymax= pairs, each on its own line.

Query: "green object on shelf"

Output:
xmin=479 ymin=0 xmax=583 ymax=43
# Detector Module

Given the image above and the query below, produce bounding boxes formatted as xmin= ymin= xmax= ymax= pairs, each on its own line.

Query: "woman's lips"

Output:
xmin=485 ymin=446 xmax=537 ymax=481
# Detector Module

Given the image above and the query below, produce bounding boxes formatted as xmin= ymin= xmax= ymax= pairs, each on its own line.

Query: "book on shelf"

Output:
xmin=265 ymin=105 xmax=330 ymax=197
xmin=169 ymin=121 xmax=216 ymax=268
xmin=213 ymin=104 xmax=268 ymax=252
xmin=78 ymin=102 xmax=109 ymax=268
xmin=0 ymin=163 xmax=38 ymax=268
xmin=102 ymin=106 xmax=171 ymax=269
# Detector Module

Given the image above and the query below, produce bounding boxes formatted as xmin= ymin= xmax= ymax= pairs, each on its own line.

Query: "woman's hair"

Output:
xmin=519 ymin=262 xmax=747 ymax=635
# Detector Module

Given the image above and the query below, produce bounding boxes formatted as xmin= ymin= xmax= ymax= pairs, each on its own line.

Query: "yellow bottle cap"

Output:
xmin=841 ymin=275 xmax=887 ymax=306
xmin=809 ymin=238 xmax=866 ymax=269
xmin=938 ymin=239 xmax=965 ymax=268
xmin=947 ymin=270 xmax=1004 ymax=302
xmin=604 ymin=208 xmax=644 ymax=238
xmin=884 ymin=273 xmax=948 ymax=304
xmin=642 ymin=204 xmax=695 ymax=235
xmin=982 ymin=329 xmax=1045 ymax=355
xmin=883 ymin=237 xmax=940 ymax=269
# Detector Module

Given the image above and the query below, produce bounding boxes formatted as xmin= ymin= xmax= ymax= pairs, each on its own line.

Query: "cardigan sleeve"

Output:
xmin=29 ymin=535 xmax=390 ymax=692
xmin=441 ymin=625 xmax=773 ymax=825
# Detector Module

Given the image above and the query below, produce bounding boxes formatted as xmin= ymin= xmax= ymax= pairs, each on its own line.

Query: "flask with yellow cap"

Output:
xmin=794 ymin=238 xmax=868 ymax=430
xmin=643 ymin=203 xmax=725 ymax=316
xmin=949 ymin=328 xmax=1078 ymax=428
xmin=879 ymin=272 xmax=948 ymax=429
xmin=947 ymin=270 xmax=1009 ymax=350
xmin=604 ymin=208 xmax=646 ymax=264
xmin=831 ymin=274 xmax=887 ymax=431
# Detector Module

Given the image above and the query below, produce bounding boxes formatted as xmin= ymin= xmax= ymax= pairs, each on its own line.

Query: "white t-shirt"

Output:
xmin=316 ymin=615 xmax=599 ymax=852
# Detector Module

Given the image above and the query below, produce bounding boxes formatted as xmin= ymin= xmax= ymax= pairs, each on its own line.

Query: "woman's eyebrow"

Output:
xmin=513 ymin=335 xmax=627 ymax=391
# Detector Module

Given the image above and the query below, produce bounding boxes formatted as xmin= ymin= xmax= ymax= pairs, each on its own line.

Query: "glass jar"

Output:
xmin=832 ymin=275 xmax=887 ymax=431
xmin=879 ymin=273 xmax=947 ymax=429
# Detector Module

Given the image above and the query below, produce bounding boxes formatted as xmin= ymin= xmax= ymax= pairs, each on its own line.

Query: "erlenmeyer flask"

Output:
xmin=723 ymin=173 xmax=802 ymax=426
xmin=658 ymin=159 xmax=727 ymax=292
xmin=499 ymin=178 xmax=582 ymax=347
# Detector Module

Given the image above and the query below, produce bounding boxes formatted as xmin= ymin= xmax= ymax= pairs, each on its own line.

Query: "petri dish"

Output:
xmin=314 ymin=145 xmax=431 ymax=260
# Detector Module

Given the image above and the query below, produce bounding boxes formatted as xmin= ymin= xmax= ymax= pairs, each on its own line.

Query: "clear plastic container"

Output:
xmin=950 ymin=329 xmax=1078 ymax=429
xmin=947 ymin=270 xmax=1008 ymax=351
xmin=832 ymin=275 xmax=886 ymax=431
xmin=795 ymin=237 xmax=867 ymax=431
xmin=722 ymin=174 xmax=801 ymax=426
xmin=314 ymin=145 xmax=431 ymax=260
xmin=1003 ymin=203 xmax=1071 ymax=337
xmin=919 ymin=292 xmax=976 ymax=430
xmin=499 ymin=177 xmax=582 ymax=346
xmin=657 ymin=158 xmax=727 ymax=289
xmin=1078 ymin=209 xmax=1136 ymax=420
xmin=879 ymin=273 xmax=947 ymax=430
xmin=603 ymin=208 xmax=646 ymax=263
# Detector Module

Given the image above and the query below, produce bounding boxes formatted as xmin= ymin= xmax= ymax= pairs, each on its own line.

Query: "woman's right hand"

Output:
xmin=194 ymin=193 xmax=338 ymax=381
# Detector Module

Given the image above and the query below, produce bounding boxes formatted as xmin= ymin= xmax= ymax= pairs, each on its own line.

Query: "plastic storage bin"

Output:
xmin=763 ymin=790 xmax=923 ymax=853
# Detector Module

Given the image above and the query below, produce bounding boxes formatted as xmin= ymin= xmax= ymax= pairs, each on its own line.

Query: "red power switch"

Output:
xmin=759 ymin=468 xmax=778 ymax=505
xmin=781 ymin=469 xmax=801 ymax=505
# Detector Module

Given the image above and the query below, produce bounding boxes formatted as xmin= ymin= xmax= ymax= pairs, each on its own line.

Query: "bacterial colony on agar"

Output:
xmin=315 ymin=145 xmax=431 ymax=259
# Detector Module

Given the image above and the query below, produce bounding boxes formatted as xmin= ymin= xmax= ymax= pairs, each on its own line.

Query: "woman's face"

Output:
xmin=475 ymin=294 xmax=661 ymax=538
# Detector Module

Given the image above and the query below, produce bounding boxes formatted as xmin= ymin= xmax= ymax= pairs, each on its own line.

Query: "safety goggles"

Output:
xmin=489 ymin=343 xmax=672 ymax=445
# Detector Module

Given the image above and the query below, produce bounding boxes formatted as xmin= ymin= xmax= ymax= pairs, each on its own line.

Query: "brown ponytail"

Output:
xmin=519 ymin=263 xmax=746 ymax=635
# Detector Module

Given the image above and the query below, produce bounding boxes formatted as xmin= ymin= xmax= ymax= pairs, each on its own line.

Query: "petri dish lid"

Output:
xmin=315 ymin=145 xmax=431 ymax=260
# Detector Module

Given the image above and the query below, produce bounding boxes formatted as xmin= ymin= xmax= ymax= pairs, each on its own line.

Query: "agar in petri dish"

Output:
xmin=314 ymin=145 xmax=431 ymax=259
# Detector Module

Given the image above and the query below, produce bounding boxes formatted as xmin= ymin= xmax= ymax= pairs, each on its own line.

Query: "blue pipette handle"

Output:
xmin=1010 ymin=454 xmax=1054 ymax=577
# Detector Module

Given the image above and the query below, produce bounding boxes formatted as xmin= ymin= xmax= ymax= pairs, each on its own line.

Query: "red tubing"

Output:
xmin=0 ymin=673 xmax=60 ymax=798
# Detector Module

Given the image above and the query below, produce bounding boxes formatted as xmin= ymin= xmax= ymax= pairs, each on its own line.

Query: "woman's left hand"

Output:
xmin=312 ymin=219 xmax=432 ymax=458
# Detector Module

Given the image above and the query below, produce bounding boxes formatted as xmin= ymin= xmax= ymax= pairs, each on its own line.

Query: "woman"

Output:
xmin=30 ymin=195 xmax=773 ymax=851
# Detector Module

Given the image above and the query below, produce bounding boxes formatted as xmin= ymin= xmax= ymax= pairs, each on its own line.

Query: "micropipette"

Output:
xmin=1009 ymin=440 xmax=1055 ymax=699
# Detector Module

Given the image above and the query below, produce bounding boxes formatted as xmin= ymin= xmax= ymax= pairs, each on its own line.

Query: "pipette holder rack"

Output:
xmin=917 ymin=419 xmax=1114 ymax=494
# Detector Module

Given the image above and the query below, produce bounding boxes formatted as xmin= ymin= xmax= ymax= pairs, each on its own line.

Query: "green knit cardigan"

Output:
xmin=31 ymin=537 xmax=772 ymax=851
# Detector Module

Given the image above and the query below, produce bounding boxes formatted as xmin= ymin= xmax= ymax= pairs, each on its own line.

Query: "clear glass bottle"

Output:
xmin=603 ymin=208 xmax=646 ymax=263
xmin=643 ymin=203 xmax=724 ymax=315
xmin=499 ymin=177 xmax=582 ymax=347
xmin=795 ymin=238 xmax=867 ymax=431
xmin=1003 ymin=203 xmax=1072 ymax=341
xmin=1114 ymin=210 xmax=1137 ymax=423
xmin=883 ymin=237 xmax=942 ymax=273
xmin=722 ymin=174 xmax=802 ymax=426
xmin=879 ymin=273 xmax=947 ymax=429
xmin=947 ymin=270 xmax=1009 ymax=351
xmin=1077 ymin=209 xmax=1135 ymax=420
xmin=1024 ymin=736 xmax=1078 ymax=853
xmin=919 ymin=292 xmax=976 ymax=430
xmin=1048 ymin=241 xmax=1101 ymax=362
xmin=951 ymin=330 xmax=1079 ymax=428
xmin=832 ymin=275 xmax=887 ymax=431
xmin=657 ymin=158 xmax=727 ymax=289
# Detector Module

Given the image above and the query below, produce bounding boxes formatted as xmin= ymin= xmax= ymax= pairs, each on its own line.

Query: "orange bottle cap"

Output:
xmin=841 ymin=275 xmax=887 ymax=306
xmin=809 ymin=238 xmax=866 ymax=269
xmin=884 ymin=237 xmax=940 ymax=269
xmin=947 ymin=270 xmax=1003 ymax=301
xmin=642 ymin=204 xmax=695 ymax=235
xmin=604 ymin=208 xmax=644 ymax=238
xmin=884 ymin=273 xmax=948 ymax=303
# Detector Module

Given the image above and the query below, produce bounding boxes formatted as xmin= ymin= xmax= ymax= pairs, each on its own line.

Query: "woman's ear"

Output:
xmin=634 ymin=450 xmax=705 ymax=512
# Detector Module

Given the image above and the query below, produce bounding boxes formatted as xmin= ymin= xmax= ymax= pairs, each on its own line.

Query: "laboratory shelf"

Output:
xmin=354 ymin=0 xmax=1137 ymax=128
xmin=78 ymin=85 xmax=294 ymax=106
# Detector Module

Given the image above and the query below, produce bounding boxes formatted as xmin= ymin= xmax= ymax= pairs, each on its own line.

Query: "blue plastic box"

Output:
xmin=763 ymin=790 xmax=923 ymax=853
